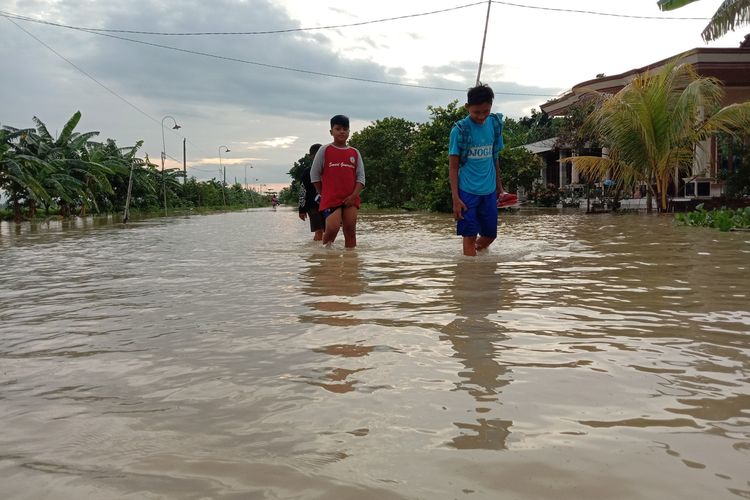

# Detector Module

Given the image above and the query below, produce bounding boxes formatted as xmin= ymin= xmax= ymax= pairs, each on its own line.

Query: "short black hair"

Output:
xmin=309 ymin=143 xmax=322 ymax=156
xmin=330 ymin=114 xmax=350 ymax=128
xmin=467 ymin=83 xmax=494 ymax=106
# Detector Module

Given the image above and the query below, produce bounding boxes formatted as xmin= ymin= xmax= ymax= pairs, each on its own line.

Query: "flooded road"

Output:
xmin=1 ymin=208 xmax=748 ymax=499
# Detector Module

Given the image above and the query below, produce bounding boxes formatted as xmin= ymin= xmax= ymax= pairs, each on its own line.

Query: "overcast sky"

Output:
xmin=0 ymin=0 xmax=742 ymax=190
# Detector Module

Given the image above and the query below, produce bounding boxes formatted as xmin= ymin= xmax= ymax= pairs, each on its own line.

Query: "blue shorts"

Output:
xmin=321 ymin=204 xmax=345 ymax=220
xmin=456 ymin=189 xmax=498 ymax=238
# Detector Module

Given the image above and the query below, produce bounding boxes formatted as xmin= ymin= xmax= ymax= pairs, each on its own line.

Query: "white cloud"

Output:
xmin=194 ymin=157 xmax=260 ymax=165
xmin=246 ymin=136 xmax=299 ymax=150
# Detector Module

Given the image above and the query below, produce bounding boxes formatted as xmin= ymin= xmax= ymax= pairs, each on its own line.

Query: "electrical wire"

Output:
xmin=4 ymin=17 xmax=161 ymax=129
xmin=4 ymin=15 xmax=554 ymax=96
xmin=0 ymin=1 xmax=708 ymax=38
xmin=3 ymin=16 xmax=220 ymax=161
xmin=492 ymin=0 xmax=709 ymax=20
xmin=0 ymin=3 xmax=487 ymax=36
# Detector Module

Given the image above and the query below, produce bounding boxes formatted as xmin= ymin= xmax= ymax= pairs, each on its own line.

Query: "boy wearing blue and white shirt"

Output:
xmin=448 ymin=83 xmax=506 ymax=256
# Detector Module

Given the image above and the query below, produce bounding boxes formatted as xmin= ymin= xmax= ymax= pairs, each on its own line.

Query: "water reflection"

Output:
xmin=299 ymin=250 xmax=374 ymax=393
xmin=1 ymin=211 xmax=749 ymax=499
xmin=300 ymin=249 xmax=365 ymax=326
xmin=441 ymin=259 xmax=513 ymax=450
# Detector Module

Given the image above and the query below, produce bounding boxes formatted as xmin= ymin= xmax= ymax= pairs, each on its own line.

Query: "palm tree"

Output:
xmin=657 ymin=0 xmax=750 ymax=41
xmin=569 ymin=61 xmax=750 ymax=211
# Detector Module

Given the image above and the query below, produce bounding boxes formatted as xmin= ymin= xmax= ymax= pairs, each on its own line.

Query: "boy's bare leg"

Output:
xmin=313 ymin=230 xmax=323 ymax=241
xmin=463 ymin=236 xmax=478 ymax=257
xmin=323 ymin=209 xmax=343 ymax=245
xmin=475 ymin=236 xmax=495 ymax=252
xmin=342 ymin=206 xmax=359 ymax=248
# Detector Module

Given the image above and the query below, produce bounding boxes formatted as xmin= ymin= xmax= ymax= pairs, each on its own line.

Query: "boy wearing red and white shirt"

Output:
xmin=310 ymin=115 xmax=366 ymax=248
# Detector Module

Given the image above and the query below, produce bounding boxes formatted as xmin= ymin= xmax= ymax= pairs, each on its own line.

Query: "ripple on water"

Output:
xmin=0 ymin=210 xmax=749 ymax=499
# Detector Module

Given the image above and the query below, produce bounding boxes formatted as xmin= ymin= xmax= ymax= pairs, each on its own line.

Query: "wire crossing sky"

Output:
xmin=0 ymin=0 xmax=735 ymax=187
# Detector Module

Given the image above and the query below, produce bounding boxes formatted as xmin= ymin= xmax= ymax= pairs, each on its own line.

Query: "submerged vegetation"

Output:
xmin=675 ymin=204 xmax=750 ymax=231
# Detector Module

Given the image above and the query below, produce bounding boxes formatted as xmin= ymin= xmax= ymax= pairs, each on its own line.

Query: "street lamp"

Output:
xmin=161 ymin=115 xmax=181 ymax=216
xmin=219 ymin=145 xmax=230 ymax=209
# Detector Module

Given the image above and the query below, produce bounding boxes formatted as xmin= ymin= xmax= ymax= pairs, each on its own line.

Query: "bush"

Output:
xmin=675 ymin=204 xmax=750 ymax=232
xmin=531 ymin=183 xmax=561 ymax=207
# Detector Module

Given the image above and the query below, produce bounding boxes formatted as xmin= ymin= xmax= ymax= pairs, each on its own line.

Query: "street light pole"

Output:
xmin=244 ymin=164 xmax=250 ymax=207
xmin=219 ymin=145 xmax=230 ymax=209
xmin=161 ymin=115 xmax=181 ymax=216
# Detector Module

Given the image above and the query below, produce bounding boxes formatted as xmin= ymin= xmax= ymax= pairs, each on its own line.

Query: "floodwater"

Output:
xmin=0 ymin=208 xmax=748 ymax=500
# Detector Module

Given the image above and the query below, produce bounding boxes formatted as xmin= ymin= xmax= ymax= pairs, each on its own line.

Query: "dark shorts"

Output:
xmin=456 ymin=189 xmax=498 ymax=238
xmin=307 ymin=208 xmax=324 ymax=232
xmin=321 ymin=204 xmax=346 ymax=220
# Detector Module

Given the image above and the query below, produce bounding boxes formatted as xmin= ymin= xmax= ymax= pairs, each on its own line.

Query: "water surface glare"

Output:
xmin=1 ymin=209 xmax=749 ymax=499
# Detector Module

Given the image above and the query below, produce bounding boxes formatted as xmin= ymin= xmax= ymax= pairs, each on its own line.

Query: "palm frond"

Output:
xmin=701 ymin=101 xmax=750 ymax=137
xmin=657 ymin=0 xmax=700 ymax=11
xmin=702 ymin=0 xmax=750 ymax=41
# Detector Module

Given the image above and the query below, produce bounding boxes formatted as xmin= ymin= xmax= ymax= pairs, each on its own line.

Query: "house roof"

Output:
xmin=519 ymin=137 xmax=558 ymax=154
xmin=541 ymin=46 xmax=750 ymax=117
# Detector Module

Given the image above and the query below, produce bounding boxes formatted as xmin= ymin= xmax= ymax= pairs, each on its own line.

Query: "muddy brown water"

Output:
xmin=1 ymin=208 xmax=748 ymax=499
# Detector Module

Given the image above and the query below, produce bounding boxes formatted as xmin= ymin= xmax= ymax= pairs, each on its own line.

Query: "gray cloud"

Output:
xmin=0 ymin=0 xmax=559 ymax=184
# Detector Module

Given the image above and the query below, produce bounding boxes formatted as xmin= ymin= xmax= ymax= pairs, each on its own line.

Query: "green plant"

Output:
xmin=675 ymin=203 xmax=750 ymax=231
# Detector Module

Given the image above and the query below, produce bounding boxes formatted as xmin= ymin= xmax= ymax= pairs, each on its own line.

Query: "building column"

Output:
xmin=559 ymin=149 xmax=567 ymax=187
xmin=692 ymin=105 xmax=709 ymax=183
xmin=571 ymin=151 xmax=580 ymax=184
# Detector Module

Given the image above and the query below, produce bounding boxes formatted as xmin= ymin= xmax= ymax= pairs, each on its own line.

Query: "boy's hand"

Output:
xmin=298 ymin=212 xmax=307 ymax=221
xmin=342 ymin=194 xmax=356 ymax=207
xmin=452 ymin=196 xmax=466 ymax=220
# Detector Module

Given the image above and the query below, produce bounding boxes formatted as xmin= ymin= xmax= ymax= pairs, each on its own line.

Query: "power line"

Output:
xmin=0 ymin=3 xmax=488 ymax=36
xmin=2 ymin=14 xmax=554 ymax=96
xmin=0 ymin=1 xmax=708 ymax=39
xmin=4 ymin=17 xmax=162 ymax=129
xmin=491 ymin=0 xmax=709 ymax=20
xmin=3 ymin=16 xmax=218 ymax=161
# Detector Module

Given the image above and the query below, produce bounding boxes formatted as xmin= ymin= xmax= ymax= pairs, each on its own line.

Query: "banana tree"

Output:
xmin=0 ymin=127 xmax=54 ymax=221
xmin=658 ymin=0 xmax=750 ymax=41
xmin=570 ymin=61 xmax=750 ymax=211
xmin=28 ymin=112 xmax=118 ymax=216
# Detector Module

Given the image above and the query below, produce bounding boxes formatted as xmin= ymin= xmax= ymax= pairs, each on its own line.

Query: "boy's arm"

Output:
xmin=449 ymin=154 xmax=465 ymax=220
xmin=495 ymin=158 xmax=505 ymax=195
xmin=309 ymin=146 xmax=325 ymax=186
xmin=354 ymin=151 xmax=365 ymax=186
xmin=342 ymin=149 xmax=365 ymax=206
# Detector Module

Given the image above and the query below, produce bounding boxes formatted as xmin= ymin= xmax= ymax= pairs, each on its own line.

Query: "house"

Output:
xmin=529 ymin=38 xmax=750 ymax=201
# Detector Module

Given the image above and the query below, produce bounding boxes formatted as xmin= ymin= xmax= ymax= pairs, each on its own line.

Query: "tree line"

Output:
xmin=281 ymin=102 xmax=556 ymax=211
xmin=0 ymin=111 xmax=268 ymax=222
xmin=281 ymin=62 xmax=750 ymax=213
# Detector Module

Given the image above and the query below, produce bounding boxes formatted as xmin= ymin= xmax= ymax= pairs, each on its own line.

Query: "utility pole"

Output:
xmin=476 ymin=0 xmax=492 ymax=85
xmin=183 ymin=138 xmax=187 ymax=184
xmin=123 ymin=155 xmax=138 ymax=223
